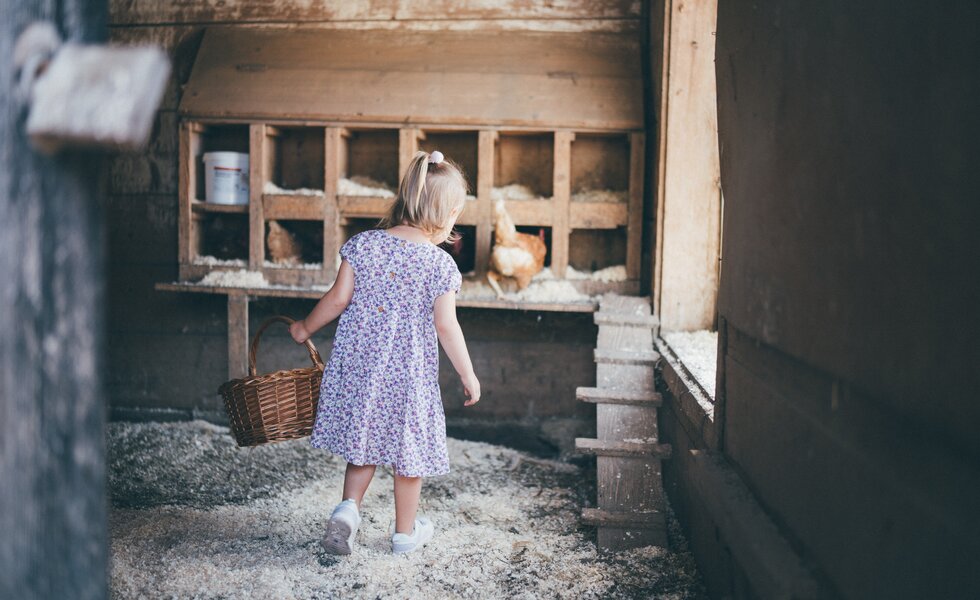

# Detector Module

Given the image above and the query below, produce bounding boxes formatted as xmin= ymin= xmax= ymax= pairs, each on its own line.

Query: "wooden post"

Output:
xmin=399 ymin=128 xmax=424 ymax=177
xmin=323 ymin=127 xmax=344 ymax=279
xmin=626 ymin=132 xmax=645 ymax=279
xmin=551 ymin=131 xmax=574 ymax=277
xmin=475 ymin=130 xmax=497 ymax=278
xmin=227 ymin=294 xmax=250 ymax=380
xmin=1 ymin=3 xmax=108 ymax=597
xmin=248 ymin=124 xmax=269 ymax=271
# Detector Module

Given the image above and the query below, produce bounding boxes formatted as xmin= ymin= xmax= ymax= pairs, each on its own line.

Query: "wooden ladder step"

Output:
xmin=575 ymin=437 xmax=673 ymax=458
xmin=576 ymin=386 xmax=663 ymax=406
xmin=594 ymin=348 xmax=661 ymax=366
xmin=594 ymin=312 xmax=660 ymax=328
xmin=581 ymin=508 xmax=664 ymax=528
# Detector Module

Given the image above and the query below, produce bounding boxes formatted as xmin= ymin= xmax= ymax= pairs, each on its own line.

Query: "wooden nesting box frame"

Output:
xmin=174 ymin=27 xmax=645 ymax=303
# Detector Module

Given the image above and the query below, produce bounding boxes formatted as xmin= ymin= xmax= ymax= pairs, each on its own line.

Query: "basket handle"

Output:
xmin=248 ymin=316 xmax=325 ymax=377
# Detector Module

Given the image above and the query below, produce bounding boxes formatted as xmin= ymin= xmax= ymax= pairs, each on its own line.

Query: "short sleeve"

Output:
xmin=431 ymin=254 xmax=462 ymax=300
xmin=339 ymin=233 xmax=361 ymax=270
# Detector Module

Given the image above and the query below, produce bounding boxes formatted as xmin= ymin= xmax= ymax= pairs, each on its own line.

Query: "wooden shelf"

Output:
xmin=155 ymin=281 xmax=599 ymax=313
xmin=190 ymin=201 xmax=249 ymax=214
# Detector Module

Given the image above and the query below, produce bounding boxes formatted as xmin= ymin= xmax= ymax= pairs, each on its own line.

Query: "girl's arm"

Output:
xmin=289 ymin=260 xmax=355 ymax=344
xmin=434 ymin=291 xmax=481 ymax=406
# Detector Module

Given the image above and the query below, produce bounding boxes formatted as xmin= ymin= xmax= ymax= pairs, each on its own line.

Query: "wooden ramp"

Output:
xmin=576 ymin=294 xmax=670 ymax=550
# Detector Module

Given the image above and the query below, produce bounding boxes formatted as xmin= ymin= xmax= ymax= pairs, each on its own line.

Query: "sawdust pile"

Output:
xmin=108 ymin=421 xmax=705 ymax=599
xmin=571 ymin=189 xmax=628 ymax=203
xmin=491 ymin=184 xmax=546 ymax=202
xmin=193 ymin=255 xmax=247 ymax=268
xmin=661 ymin=330 xmax=718 ymax=398
xmin=198 ymin=268 xmax=268 ymax=288
xmin=263 ymin=182 xmax=326 ymax=197
xmin=338 ymin=176 xmax=396 ymax=198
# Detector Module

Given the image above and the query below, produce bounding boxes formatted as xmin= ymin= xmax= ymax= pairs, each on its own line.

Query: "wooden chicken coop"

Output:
xmin=157 ymin=27 xmax=645 ymax=378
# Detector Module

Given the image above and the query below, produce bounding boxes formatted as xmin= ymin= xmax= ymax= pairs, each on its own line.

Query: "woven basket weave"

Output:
xmin=218 ymin=316 xmax=324 ymax=447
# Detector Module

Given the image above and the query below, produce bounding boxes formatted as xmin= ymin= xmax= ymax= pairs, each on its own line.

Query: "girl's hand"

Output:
xmin=461 ymin=372 xmax=481 ymax=406
xmin=289 ymin=320 xmax=310 ymax=344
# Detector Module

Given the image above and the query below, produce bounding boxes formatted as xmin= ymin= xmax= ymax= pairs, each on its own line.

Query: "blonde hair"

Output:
xmin=380 ymin=151 xmax=468 ymax=243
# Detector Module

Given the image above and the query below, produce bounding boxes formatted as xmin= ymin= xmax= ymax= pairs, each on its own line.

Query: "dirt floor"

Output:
xmin=107 ymin=421 xmax=706 ymax=599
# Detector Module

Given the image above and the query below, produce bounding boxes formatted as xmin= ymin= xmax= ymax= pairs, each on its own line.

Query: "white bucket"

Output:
xmin=203 ymin=152 xmax=250 ymax=205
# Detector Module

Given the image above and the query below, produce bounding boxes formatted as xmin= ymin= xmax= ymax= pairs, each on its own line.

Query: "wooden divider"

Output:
xmin=323 ymin=127 xmax=344 ymax=279
xmin=551 ymin=131 xmax=574 ymax=277
xmin=475 ymin=130 xmax=497 ymax=279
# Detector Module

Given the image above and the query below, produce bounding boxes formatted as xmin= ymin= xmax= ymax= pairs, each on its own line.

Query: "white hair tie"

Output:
xmin=428 ymin=150 xmax=444 ymax=165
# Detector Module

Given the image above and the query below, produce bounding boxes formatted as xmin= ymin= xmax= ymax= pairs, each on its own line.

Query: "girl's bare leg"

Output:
xmin=393 ymin=474 xmax=423 ymax=534
xmin=342 ymin=463 xmax=376 ymax=508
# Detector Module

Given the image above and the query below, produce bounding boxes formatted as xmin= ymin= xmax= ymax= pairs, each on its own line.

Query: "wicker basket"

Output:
xmin=218 ymin=316 xmax=325 ymax=447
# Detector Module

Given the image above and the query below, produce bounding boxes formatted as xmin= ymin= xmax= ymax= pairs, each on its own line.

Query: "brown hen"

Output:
xmin=487 ymin=200 xmax=547 ymax=297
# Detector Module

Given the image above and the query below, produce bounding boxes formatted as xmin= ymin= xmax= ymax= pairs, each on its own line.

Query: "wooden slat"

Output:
xmin=227 ymin=293 xmax=249 ymax=380
xmin=399 ymin=128 xmax=422 ymax=178
xmin=179 ymin=29 xmax=642 ymax=132
xmin=575 ymin=437 xmax=672 ymax=458
xmin=263 ymin=194 xmax=327 ymax=220
xmin=153 ymin=281 xmax=597 ymax=312
xmin=626 ymin=132 xmax=644 ymax=278
xmin=248 ymin=124 xmax=268 ymax=270
xmin=337 ymin=195 xmax=393 ymax=219
xmin=594 ymin=349 xmax=661 ymax=365
xmin=324 ymin=127 xmax=343 ymax=278
xmin=178 ymin=121 xmax=196 ymax=265
xmin=109 ymin=1 xmax=642 ymax=26
xmin=569 ymin=202 xmax=628 ymax=229
xmin=577 ymin=386 xmax=663 ymax=406
xmin=191 ymin=201 xmax=248 ymax=214
xmin=475 ymin=131 xmax=496 ymax=278
xmin=581 ymin=508 xmax=664 ymax=528
xmin=551 ymin=131 xmax=574 ymax=277
xmin=597 ymin=404 xmax=659 ymax=440
xmin=594 ymin=311 xmax=660 ymax=328
xmin=597 ymin=525 xmax=667 ymax=551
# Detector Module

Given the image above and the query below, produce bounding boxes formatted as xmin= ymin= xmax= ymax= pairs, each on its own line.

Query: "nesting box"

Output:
xmin=177 ymin=28 xmax=645 ymax=297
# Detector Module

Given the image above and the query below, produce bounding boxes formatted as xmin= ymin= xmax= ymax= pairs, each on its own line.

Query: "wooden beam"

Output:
xmin=227 ymin=294 xmax=249 ymax=380
xmin=323 ymin=127 xmax=344 ymax=278
xmin=475 ymin=130 xmax=497 ymax=278
xmin=626 ymin=132 xmax=645 ymax=278
xmin=551 ymin=131 xmax=574 ymax=277
xmin=248 ymin=124 xmax=267 ymax=270
xmin=263 ymin=194 xmax=327 ymax=220
xmin=109 ymin=1 xmax=643 ymax=26
xmin=399 ymin=128 xmax=423 ymax=178
xmin=178 ymin=121 xmax=196 ymax=268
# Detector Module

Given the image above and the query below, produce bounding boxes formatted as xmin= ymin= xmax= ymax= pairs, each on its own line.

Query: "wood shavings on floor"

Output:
xmin=571 ymin=189 xmax=628 ymax=203
xmin=108 ymin=421 xmax=706 ymax=599
xmin=263 ymin=182 xmax=326 ymax=196
xmin=661 ymin=330 xmax=718 ymax=398
xmin=338 ymin=176 xmax=396 ymax=198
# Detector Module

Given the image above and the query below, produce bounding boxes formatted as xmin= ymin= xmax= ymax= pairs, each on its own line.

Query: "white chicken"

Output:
xmin=487 ymin=200 xmax=547 ymax=297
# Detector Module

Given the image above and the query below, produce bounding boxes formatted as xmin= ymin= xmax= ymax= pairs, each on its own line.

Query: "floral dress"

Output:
xmin=310 ymin=229 xmax=462 ymax=477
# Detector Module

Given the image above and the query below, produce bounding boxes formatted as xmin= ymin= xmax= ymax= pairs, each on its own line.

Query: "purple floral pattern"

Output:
xmin=310 ymin=229 xmax=462 ymax=477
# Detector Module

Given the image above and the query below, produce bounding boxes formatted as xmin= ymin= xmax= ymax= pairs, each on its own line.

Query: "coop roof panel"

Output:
xmin=179 ymin=27 xmax=643 ymax=131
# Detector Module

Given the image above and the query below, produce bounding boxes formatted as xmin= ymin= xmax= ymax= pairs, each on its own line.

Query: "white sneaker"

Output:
xmin=321 ymin=499 xmax=361 ymax=555
xmin=391 ymin=517 xmax=434 ymax=554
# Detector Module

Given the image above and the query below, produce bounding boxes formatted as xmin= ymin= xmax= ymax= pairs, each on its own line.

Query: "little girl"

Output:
xmin=289 ymin=150 xmax=480 ymax=556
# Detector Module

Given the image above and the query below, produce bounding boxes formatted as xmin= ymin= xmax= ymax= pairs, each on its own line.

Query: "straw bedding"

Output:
xmin=108 ymin=420 xmax=705 ymax=599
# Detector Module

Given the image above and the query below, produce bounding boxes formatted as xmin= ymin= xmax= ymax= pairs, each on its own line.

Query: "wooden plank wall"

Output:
xmin=652 ymin=0 xmax=722 ymax=331
xmin=104 ymin=1 xmax=639 ymax=425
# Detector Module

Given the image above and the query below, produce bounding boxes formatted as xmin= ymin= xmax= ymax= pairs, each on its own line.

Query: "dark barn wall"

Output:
xmin=709 ymin=1 xmax=980 ymax=598
xmin=102 ymin=2 xmax=644 ymax=452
